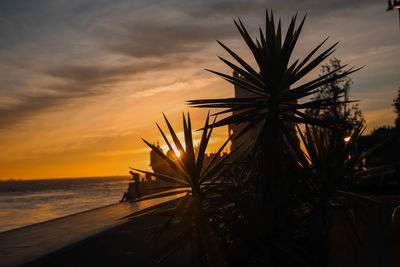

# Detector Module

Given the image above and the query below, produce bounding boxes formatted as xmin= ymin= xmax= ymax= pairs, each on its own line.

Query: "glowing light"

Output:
xmin=161 ymin=144 xmax=168 ymax=153
xmin=387 ymin=0 xmax=400 ymax=10
xmin=161 ymin=143 xmax=183 ymax=158
xmin=175 ymin=147 xmax=181 ymax=158
xmin=344 ymin=136 xmax=351 ymax=142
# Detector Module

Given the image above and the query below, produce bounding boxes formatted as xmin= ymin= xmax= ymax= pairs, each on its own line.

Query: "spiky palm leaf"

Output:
xmin=188 ymin=10 xmax=359 ymax=145
xmin=126 ymin=113 xmax=234 ymax=266
xmin=187 ymin=11 xmax=361 ymax=242
xmin=293 ymin=122 xmax=393 ymax=266
xmin=297 ymin=122 xmax=392 ymax=206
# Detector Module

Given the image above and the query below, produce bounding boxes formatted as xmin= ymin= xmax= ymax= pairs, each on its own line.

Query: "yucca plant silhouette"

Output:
xmin=127 ymin=113 xmax=234 ymax=266
xmin=188 ymin=10 xmax=358 ymax=137
xmin=188 ymin=10 xmax=360 ymax=233
xmin=293 ymin=122 xmax=392 ymax=266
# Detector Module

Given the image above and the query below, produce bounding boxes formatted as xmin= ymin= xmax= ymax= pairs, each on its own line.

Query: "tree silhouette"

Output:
xmin=370 ymin=86 xmax=400 ymax=134
xmin=393 ymin=87 xmax=400 ymax=129
xmin=306 ymin=57 xmax=363 ymax=132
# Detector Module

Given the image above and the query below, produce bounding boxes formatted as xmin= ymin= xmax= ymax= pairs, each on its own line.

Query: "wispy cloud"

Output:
xmin=103 ymin=20 xmax=234 ymax=58
xmin=0 ymin=57 xmax=196 ymax=129
xmin=95 ymin=148 xmax=150 ymax=157
xmin=1 ymin=0 xmax=397 ymax=131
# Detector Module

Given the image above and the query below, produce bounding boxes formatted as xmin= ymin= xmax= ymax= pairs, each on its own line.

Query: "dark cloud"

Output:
xmin=188 ymin=0 xmax=380 ymax=17
xmin=172 ymin=0 xmax=267 ymax=19
xmin=46 ymin=60 xmax=180 ymax=83
xmin=0 ymin=59 xmax=190 ymax=129
xmin=104 ymin=20 xmax=235 ymax=58
xmin=0 ymin=94 xmax=72 ymax=130
xmin=100 ymin=0 xmax=381 ymax=59
xmin=0 ymin=0 xmax=395 ymax=131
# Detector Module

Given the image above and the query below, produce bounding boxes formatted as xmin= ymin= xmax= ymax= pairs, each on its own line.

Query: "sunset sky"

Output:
xmin=0 ymin=0 xmax=399 ymax=179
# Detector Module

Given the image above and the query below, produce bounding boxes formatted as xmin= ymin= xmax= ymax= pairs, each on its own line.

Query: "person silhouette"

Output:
xmin=120 ymin=182 xmax=137 ymax=202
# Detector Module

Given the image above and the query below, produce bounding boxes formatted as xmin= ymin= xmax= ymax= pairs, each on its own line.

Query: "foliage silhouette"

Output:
xmin=188 ymin=11 xmax=359 ymax=138
xmin=125 ymin=9 xmax=388 ymax=267
xmin=293 ymin=122 xmax=392 ymax=265
xmin=127 ymin=113 xmax=236 ymax=266
xmin=185 ymin=12 xmax=364 ymax=259
xmin=306 ymin=57 xmax=364 ymax=132
xmin=393 ymin=87 xmax=400 ymax=129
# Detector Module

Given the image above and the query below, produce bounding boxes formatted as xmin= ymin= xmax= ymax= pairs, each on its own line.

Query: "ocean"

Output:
xmin=0 ymin=177 xmax=131 ymax=233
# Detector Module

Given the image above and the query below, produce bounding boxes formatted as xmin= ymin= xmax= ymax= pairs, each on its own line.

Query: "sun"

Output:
xmin=161 ymin=143 xmax=183 ymax=158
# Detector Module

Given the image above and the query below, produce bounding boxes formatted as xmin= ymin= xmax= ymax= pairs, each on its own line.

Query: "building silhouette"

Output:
xmin=228 ymin=71 xmax=260 ymax=152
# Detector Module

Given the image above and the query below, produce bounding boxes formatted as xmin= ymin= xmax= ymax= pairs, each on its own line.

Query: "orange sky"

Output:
xmin=0 ymin=0 xmax=399 ymax=180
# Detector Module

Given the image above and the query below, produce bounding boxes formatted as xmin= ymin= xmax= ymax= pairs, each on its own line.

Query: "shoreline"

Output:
xmin=0 ymin=175 xmax=131 ymax=182
xmin=0 ymin=178 xmax=169 ymax=233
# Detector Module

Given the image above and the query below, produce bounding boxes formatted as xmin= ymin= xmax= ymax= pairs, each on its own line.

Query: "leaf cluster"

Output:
xmin=188 ymin=11 xmax=359 ymax=140
xmin=125 ymin=10 xmax=389 ymax=267
xmin=128 ymin=113 xmax=234 ymax=266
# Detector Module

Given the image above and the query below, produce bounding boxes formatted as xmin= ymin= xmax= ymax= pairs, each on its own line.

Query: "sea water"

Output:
xmin=0 ymin=177 xmax=131 ymax=233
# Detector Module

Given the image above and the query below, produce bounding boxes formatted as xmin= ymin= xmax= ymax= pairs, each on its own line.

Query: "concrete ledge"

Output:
xmin=0 ymin=192 xmax=185 ymax=267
